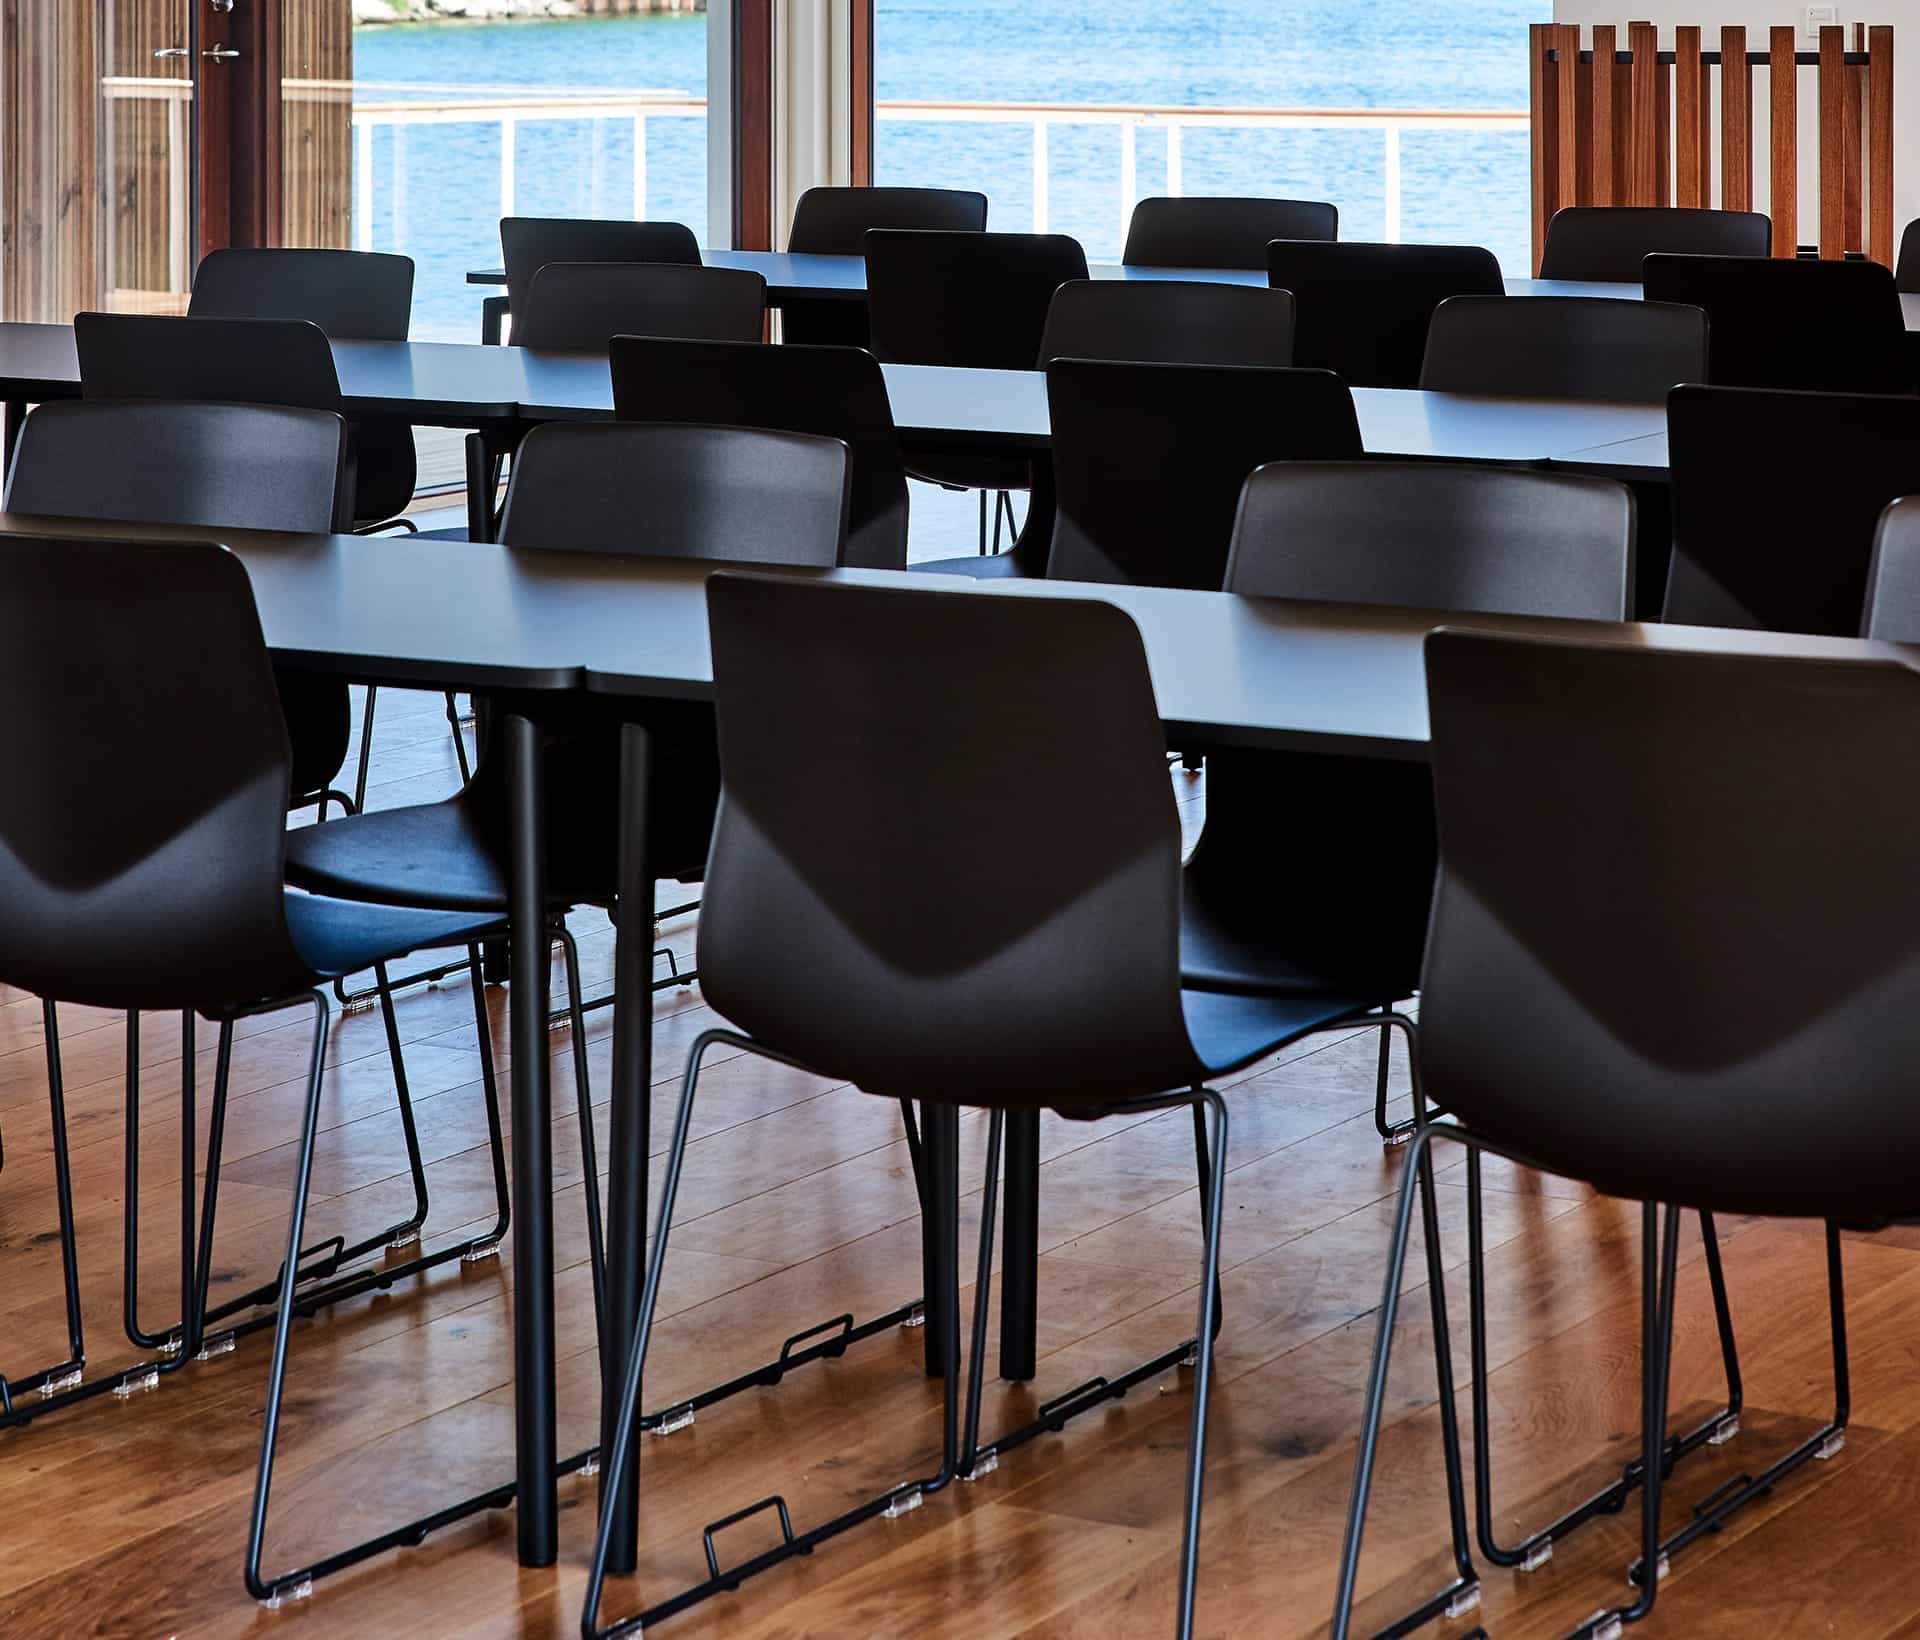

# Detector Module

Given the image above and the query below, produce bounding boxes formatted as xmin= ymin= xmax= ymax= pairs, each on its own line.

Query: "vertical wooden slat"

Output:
xmin=1590 ymin=24 xmax=1617 ymax=207
xmin=734 ymin=0 xmax=775 ymax=251
xmin=1675 ymin=26 xmax=1704 ymax=207
xmin=1629 ymin=22 xmax=1659 ymax=206
xmin=850 ymin=0 xmax=874 ymax=188
xmin=1722 ymin=26 xmax=1752 ymax=211
xmin=1818 ymin=25 xmax=1846 ymax=257
xmin=1555 ymin=23 xmax=1581 ymax=212
xmin=1696 ymin=35 xmax=1712 ymax=205
xmin=1654 ymin=39 xmax=1672 ymax=205
xmin=1844 ymin=22 xmax=1865 ymax=252
xmin=1574 ymin=35 xmax=1593 ymax=204
xmin=1868 ymin=24 xmax=1894 ymax=267
xmin=1529 ymin=22 xmax=1559 ymax=272
xmin=1769 ymin=25 xmax=1797 ymax=256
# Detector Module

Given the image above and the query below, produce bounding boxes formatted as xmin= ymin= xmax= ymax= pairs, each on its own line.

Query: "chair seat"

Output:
xmin=907 ymin=453 xmax=1032 ymax=494
xmin=1181 ymin=983 xmax=1383 ymax=1077
xmin=283 ymin=890 xmax=502 ymax=980
xmin=412 ymin=525 xmax=473 ymax=542
xmin=1181 ymin=895 xmax=1416 ymax=1001
xmin=911 ymin=551 xmax=1033 ymax=580
xmin=285 ymin=792 xmax=605 ymax=913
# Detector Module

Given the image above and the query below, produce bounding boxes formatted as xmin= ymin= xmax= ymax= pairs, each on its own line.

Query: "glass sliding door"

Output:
xmin=281 ymin=0 xmax=710 ymax=342
xmin=1 ymin=0 xmax=224 ymax=320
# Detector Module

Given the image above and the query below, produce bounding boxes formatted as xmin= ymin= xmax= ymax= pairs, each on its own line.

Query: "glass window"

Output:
xmin=281 ymin=0 xmax=710 ymax=341
xmin=873 ymin=0 xmax=1532 ymax=274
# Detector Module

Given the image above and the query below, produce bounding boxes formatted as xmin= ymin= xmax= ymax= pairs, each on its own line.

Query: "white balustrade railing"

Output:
xmin=324 ymin=84 xmax=1529 ymax=253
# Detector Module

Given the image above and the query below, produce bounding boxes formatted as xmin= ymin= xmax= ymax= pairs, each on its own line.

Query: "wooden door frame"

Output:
xmin=221 ymin=0 xmax=281 ymax=247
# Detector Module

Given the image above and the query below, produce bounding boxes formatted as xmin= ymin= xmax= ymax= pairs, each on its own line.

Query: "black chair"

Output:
xmin=73 ymin=309 xmax=465 ymax=814
xmin=1897 ymin=219 xmax=1920 ymax=291
xmin=1642 ymin=252 xmax=1913 ymax=393
xmin=281 ymin=422 xmax=853 ymax=1356
xmin=514 ymin=262 xmax=766 ymax=351
xmin=1044 ymin=358 xmax=1361 ymax=590
xmin=188 ymin=246 xmax=418 ymax=530
xmin=491 ymin=215 xmax=702 ymax=343
xmin=1200 ymin=460 xmax=1634 ymax=1141
xmin=1538 ymin=204 xmax=1771 ymax=281
xmin=1123 ymin=194 xmax=1338 ymax=267
xmin=1334 ymin=627 xmax=1876 ymax=1638
xmin=583 ymin=573 xmax=1411 ymax=1640
xmin=1039 ymin=279 xmax=1295 ymax=367
xmin=1863 ymin=496 xmax=1920 ymax=638
xmin=1665 ymin=383 xmax=1920 ymax=635
xmin=1420 ymin=295 xmax=1707 ymax=401
xmin=609 ymin=335 xmax=907 ymax=570
xmin=1267 ymin=239 xmax=1504 ymax=388
xmin=866 ymin=227 xmax=1090 ymax=554
xmin=5 ymin=394 xmax=357 ymax=819
xmin=783 ymin=184 xmax=988 ymax=346
xmin=0 ymin=531 xmax=503 ymax=1504
xmin=0 ymin=398 xmax=514 ymax=1365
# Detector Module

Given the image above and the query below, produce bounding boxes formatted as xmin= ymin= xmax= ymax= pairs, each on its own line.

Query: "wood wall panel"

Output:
xmin=2 ymin=2 xmax=99 ymax=321
xmin=280 ymin=0 xmax=353 ymax=249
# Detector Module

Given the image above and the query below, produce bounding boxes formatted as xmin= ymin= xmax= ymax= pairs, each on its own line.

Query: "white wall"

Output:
xmin=1550 ymin=4 xmax=1916 ymax=250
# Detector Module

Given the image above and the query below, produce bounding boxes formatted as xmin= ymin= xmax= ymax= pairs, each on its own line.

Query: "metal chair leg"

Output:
xmin=583 ymin=1042 xmax=959 ymax=1639
xmin=352 ymin=685 xmax=379 ymax=815
xmin=445 ymin=691 xmax=473 ymax=786
xmin=1329 ymin=1121 xmax=1480 ymax=1640
xmin=1191 ymin=1101 xmax=1224 ymax=1341
xmin=245 ymin=992 xmax=333 ymax=1608
xmin=1471 ymin=1183 xmax=1745 ymax=1574
xmin=556 ymin=923 xmax=608 ymax=1349
xmin=1174 ymin=1089 xmax=1230 ymax=1640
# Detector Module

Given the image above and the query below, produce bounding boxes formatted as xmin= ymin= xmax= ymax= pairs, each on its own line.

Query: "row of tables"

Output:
xmin=5 ymin=515 xmax=1912 ymax=1578
xmin=0 ymin=256 xmax=1804 ymax=1581
xmin=467 ymin=248 xmax=1920 ymax=334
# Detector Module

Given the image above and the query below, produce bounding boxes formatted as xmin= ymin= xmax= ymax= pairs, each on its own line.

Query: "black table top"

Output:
xmin=3 ymin=513 xmax=1891 ymax=760
xmin=466 ymin=255 xmax=1920 ymax=333
xmin=1548 ymin=430 xmax=1672 ymax=481
xmin=0 ymin=322 xmax=1666 ymax=465
xmin=520 ymin=349 xmax=1668 ymax=464
xmin=0 ymin=326 xmax=526 ymax=428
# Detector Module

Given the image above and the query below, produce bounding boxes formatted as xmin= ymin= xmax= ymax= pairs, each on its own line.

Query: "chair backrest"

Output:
xmin=1665 ymin=383 xmax=1920 ymax=635
xmin=1897 ymin=219 xmax=1920 ymax=293
xmin=1038 ymin=279 xmax=1294 ymax=367
xmin=864 ymin=228 xmax=1090 ymax=370
xmin=497 ymin=422 xmax=849 ymax=564
xmin=188 ymin=247 xmax=414 ymax=340
xmin=1267 ymin=239 xmax=1504 ymax=388
xmin=5 ymin=400 xmax=353 ymax=536
xmin=1226 ymin=462 xmax=1632 ymax=619
xmin=76 ymin=312 xmax=344 ymax=411
xmin=787 ymin=185 xmax=989 ymax=254
xmin=699 ymin=573 xmax=1199 ymax=1108
xmin=0 ymin=534 xmax=314 ymax=1011
xmin=1420 ymin=627 xmax=1920 ymax=1221
xmin=1642 ymin=252 xmax=1912 ymax=393
xmin=1538 ymin=205 xmax=1771 ymax=281
xmin=514 ymin=262 xmax=766 ymax=351
xmin=499 ymin=216 xmax=701 ymax=319
xmin=1420 ymin=295 xmax=1707 ymax=402
xmin=1045 ymin=358 xmax=1362 ymax=590
xmin=1864 ymin=496 xmax=1920 ymax=638
xmin=1123 ymin=195 xmax=1338 ymax=268
xmin=608 ymin=336 xmax=906 ymax=570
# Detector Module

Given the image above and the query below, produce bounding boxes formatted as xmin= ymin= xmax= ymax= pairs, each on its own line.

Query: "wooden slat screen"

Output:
xmin=1531 ymin=22 xmax=1896 ymax=274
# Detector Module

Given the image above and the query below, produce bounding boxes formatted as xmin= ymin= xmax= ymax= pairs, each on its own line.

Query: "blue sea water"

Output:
xmin=350 ymin=1 xmax=1534 ymax=338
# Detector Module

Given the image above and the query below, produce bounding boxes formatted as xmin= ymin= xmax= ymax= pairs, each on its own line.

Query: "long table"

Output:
xmin=465 ymin=249 xmax=1920 ymax=332
xmin=5 ymin=509 xmax=1908 ymax=1576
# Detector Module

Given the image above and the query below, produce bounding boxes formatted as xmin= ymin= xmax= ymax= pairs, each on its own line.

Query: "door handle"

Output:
xmin=202 ymin=44 xmax=241 ymax=60
xmin=153 ymin=45 xmax=191 ymax=57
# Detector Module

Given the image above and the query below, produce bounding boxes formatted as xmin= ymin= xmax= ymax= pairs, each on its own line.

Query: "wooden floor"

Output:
xmin=4 ymin=681 xmax=1919 ymax=1640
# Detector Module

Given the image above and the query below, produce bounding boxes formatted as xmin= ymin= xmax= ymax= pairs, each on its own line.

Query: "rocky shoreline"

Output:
xmin=353 ymin=0 xmax=702 ymax=23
